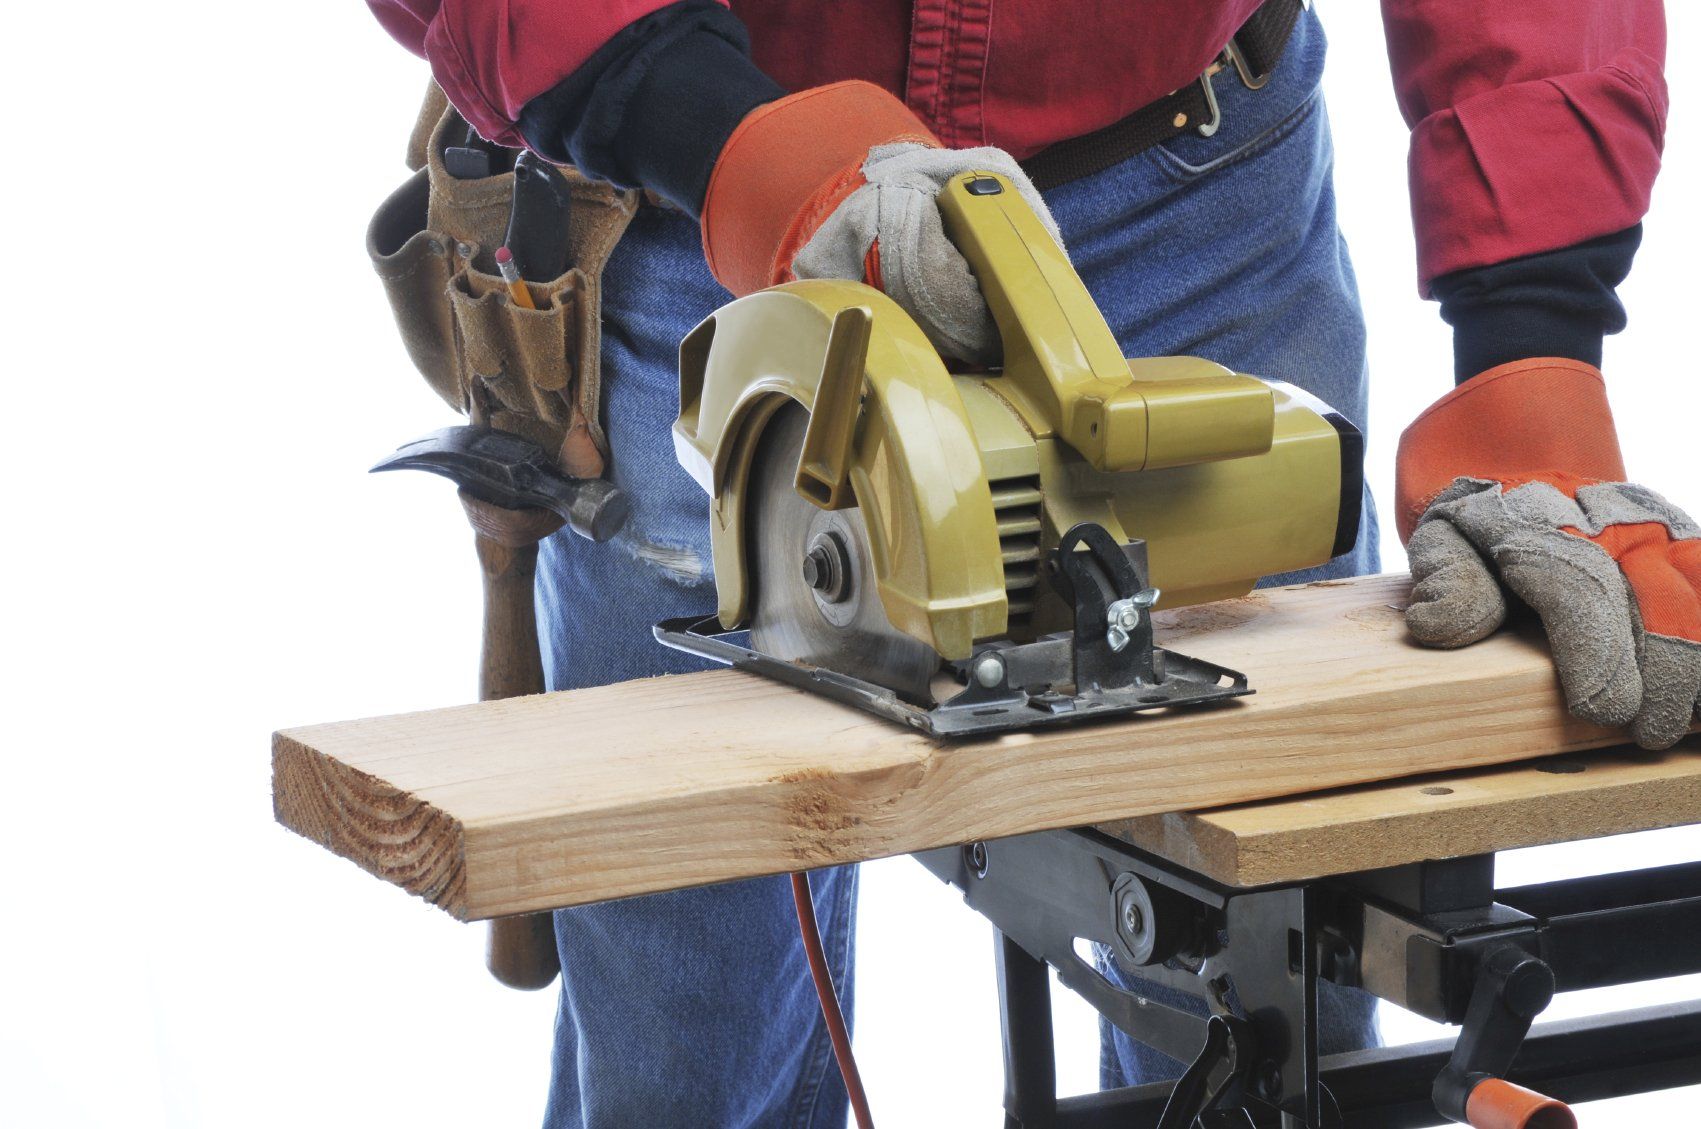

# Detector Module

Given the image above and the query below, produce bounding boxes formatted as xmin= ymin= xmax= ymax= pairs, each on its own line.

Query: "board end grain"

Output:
xmin=272 ymin=729 xmax=470 ymax=919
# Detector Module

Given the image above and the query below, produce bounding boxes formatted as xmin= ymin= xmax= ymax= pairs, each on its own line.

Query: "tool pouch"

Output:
xmin=367 ymin=84 xmax=640 ymax=477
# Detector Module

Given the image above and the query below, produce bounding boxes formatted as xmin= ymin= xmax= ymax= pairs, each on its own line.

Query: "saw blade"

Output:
xmin=748 ymin=402 xmax=939 ymax=703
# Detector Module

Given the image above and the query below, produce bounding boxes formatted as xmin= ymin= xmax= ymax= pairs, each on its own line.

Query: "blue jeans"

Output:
xmin=538 ymin=9 xmax=1377 ymax=1125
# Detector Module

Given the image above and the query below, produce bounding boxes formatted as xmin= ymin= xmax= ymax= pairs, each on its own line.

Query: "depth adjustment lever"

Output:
xmin=1051 ymin=522 xmax=1161 ymax=690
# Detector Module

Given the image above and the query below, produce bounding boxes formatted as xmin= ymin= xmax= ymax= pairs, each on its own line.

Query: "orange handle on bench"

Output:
xmin=1465 ymin=1079 xmax=1576 ymax=1129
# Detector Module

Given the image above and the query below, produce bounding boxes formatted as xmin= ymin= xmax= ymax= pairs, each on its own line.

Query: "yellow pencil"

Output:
xmin=494 ymin=246 xmax=537 ymax=310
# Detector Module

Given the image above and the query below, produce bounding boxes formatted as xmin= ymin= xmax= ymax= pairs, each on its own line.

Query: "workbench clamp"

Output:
xmin=1432 ymin=945 xmax=1575 ymax=1129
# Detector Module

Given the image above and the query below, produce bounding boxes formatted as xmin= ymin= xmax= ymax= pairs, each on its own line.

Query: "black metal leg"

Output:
xmin=998 ymin=931 xmax=1059 ymax=1128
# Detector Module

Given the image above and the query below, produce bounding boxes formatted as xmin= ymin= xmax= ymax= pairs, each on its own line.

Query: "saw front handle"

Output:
xmin=936 ymin=172 xmax=1275 ymax=474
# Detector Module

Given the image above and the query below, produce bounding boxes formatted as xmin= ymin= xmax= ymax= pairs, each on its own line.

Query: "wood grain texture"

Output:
xmin=1108 ymin=743 xmax=1701 ymax=888
xmin=273 ymin=574 xmax=1642 ymax=920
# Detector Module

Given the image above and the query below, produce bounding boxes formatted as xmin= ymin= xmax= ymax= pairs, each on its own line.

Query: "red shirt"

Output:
xmin=369 ymin=0 xmax=1667 ymax=291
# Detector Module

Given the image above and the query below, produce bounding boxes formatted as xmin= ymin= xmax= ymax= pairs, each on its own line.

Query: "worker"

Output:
xmin=364 ymin=1 xmax=1680 ymax=1124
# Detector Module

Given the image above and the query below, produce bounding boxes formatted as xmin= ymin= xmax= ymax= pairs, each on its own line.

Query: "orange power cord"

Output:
xmin=791 ymin=871 xmax=876 ymax=1129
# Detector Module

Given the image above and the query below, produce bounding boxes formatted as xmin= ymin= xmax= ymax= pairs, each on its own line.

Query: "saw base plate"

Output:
xmin=654 ymin=615 xmax=1251 ymax=739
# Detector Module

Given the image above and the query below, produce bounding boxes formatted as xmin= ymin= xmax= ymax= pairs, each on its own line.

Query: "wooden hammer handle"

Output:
xmin=465 ymin=492 xmax=566 ymax=991
xmin=485 ymin=908 xmax=562 ymax=993
xmin=473 ymin=531 xmax=549 ymax=702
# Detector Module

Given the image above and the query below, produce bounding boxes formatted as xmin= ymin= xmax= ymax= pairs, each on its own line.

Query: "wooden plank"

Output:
xmin=1108 ymin=743 xmax=1701 ymax=888
xmin=273 ymin=574 xmax=1635 ymax=920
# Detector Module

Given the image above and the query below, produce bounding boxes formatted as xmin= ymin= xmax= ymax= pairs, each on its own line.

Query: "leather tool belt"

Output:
xmin=367 ymin=84 xmax=639 ymax=479
xmin=1022 ymin=0 xmax=1307 ymax=191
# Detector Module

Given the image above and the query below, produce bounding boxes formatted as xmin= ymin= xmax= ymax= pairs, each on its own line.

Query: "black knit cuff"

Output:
xmin=518 ymin=1 xmax=782 ymax=216
xmin=1444 ymin=301 xmax=1608 ymax=381
xmin=1434 ymin=225 xmax=1641 ymax=384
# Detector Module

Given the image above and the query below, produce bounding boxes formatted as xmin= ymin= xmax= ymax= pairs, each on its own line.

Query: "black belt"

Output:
xmin=1021 ymin=0 xmax=1306 ymax=191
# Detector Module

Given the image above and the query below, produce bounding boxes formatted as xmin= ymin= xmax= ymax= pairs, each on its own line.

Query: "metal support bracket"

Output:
xmin=916 ymin=829 xmax=1322 ymax=1123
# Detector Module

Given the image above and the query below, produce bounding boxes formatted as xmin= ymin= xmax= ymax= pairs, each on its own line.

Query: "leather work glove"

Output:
xmin=1397 ymin=358 xmax=1701 ymax=750
xmin=700 ymin=81 xmax=1060 ymax=365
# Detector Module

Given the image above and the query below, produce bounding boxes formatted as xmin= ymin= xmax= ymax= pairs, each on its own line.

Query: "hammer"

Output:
xmin=373 ymin=425 xmax=628 ymax=989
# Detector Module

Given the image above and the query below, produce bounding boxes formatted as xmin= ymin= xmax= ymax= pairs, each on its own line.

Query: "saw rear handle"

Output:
xmin=937 ymin=173 xmax=1277 ymax=474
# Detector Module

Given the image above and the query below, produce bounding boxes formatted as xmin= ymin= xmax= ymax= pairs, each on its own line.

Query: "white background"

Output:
xmin=2 ymin=2 xmax=1698 ymax=1125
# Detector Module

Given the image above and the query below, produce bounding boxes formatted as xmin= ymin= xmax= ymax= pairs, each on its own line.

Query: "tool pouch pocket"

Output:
xmin=367 ymin=85 xmax=640 ymax=477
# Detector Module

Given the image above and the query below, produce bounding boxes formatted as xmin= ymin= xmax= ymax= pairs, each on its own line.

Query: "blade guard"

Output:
xmin=673 ymin=282 xmax=1009 ymax=661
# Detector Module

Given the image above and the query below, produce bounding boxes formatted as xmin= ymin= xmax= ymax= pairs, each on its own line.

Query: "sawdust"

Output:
xmin=785 ymin=778 xmax=868 ymax=865
xmin=1345 ymin=602 xmax=1405 ymax=631
xmin=1154 ymin=593 xmax=1271 ymax=642
xmin=776 ymin=761 xmax=927 ymax=865
xmin=772 ymin=767 xmax=835 ymax=785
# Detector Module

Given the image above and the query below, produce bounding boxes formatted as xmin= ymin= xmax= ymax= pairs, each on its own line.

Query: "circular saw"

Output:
xmin=656 ymin=171 xmax=1362 ymax=737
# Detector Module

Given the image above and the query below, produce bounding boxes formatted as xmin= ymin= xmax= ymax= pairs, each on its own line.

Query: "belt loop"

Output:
xmin=1226 ymin=0 xmax=1305 ymax=91
xmin=1223 ymin=39 xmax=1273 ymax=91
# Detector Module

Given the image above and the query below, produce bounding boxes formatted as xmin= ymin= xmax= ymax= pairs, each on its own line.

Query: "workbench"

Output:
xmin=919 ymin=749 xmax=1701 ymax=1127
xmin=273 ymin=574 xmax=1701 ymax=1126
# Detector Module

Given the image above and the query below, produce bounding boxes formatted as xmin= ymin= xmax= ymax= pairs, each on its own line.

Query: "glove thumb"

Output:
xmin=1405 ymin=518 xmax=1507 ymax=648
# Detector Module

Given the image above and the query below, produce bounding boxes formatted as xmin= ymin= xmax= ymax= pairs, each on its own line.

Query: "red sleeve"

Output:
xmin=1380 ymin=1 xmax=1668 ymax=294
xmin=364 ymin=1 xmax=716 ymax=147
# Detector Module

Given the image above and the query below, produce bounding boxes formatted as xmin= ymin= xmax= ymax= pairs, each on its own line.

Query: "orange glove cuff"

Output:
xmin=1394 ymin=358 xmax=1627 ymax=543
xmin=700 ymin=80 xmax=938 ymax=296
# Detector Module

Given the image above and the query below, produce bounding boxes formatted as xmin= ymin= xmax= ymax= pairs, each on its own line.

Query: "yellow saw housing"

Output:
xmin=673 ymin=172 xmax=1360 ymax=662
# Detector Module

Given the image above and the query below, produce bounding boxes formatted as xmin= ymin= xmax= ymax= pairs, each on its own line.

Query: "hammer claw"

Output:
xmin=373 ymin=426 xmax=629 ymax=543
